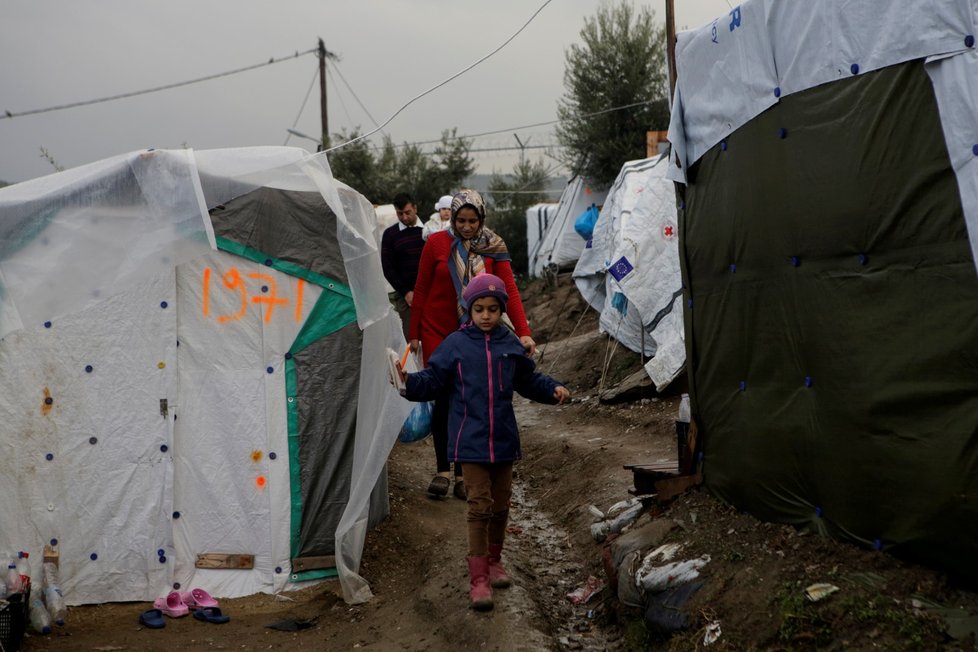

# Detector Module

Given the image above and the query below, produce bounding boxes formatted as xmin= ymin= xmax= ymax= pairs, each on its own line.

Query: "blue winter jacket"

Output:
xmin=404 ymin=324 xmax=563 ymax=463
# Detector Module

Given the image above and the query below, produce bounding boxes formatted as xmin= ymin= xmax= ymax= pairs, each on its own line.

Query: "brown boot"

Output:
xmin=466 ymin=556 xmax=494 ymax=611
xmin=487 ymin=543 xmax=512 ymax=589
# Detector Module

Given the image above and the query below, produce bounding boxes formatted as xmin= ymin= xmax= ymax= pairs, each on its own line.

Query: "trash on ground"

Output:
xmin=636 ymin=555 xmax=710 ymax=593
xmin=566 ymin=575 xmax=605 ymax=604
xmin=703 ymin=620 xmax=722 ymax=646
xmin=804 ymin=583 xmax=839 ymax=602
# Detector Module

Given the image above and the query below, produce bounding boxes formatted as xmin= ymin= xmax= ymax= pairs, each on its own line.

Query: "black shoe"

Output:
xmin=453 ymin=479 xmax=466 ymax=500
xmin=427 ymin=475 xmax=450 ymax=496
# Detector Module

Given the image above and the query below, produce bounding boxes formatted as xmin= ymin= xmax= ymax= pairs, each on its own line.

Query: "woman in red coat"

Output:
xmin=409 ymin=189 xmax=536 ymax=498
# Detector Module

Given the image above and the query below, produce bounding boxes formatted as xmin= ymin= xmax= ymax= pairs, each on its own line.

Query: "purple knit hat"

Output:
xmin=462 ymin=273 xmax=508 ymax=311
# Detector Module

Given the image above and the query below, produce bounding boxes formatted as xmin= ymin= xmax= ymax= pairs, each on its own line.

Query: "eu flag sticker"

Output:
xmin=609 ymin=256 xmax=634 ymax=282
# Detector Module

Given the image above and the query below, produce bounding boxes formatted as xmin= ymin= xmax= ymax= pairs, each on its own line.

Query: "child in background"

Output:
xmin=398 ymin=273 xmax=570 ymax=611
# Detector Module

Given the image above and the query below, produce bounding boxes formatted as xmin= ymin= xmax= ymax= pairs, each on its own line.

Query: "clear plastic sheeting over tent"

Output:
xmin=529 ymin=176 xmax=607 ymax=277
xmin=573 ymin=156 xmax=684 ymax=390
xmin=525 ymin=203 xmax=558 ymax=274
xmin=670 ymin=0 xmax=978 ymax=582
xmin=0 ymin=147 xmax=411 ymax=605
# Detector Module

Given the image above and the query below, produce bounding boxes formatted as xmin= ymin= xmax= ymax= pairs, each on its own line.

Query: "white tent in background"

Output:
xmin=573 ymin=154 xmax=685 ymax=390
xmin=525 ymin=202 xmax=558 ymax=274
xmin=529 ymin=176 xmax=608 ymax=277
xmin=0 ymin=147 xmax=411 ymax=606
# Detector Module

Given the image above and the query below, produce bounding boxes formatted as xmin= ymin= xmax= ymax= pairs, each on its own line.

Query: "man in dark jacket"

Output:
xmin=381 ymin=192 xmax=424 ymax=338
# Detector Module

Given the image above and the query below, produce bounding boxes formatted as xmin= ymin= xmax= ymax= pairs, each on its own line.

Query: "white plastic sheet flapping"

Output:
xmin=667 ymin=0 xmax=975 ymax=183
xmin=0 ymin=149 xmax=215 ymax=337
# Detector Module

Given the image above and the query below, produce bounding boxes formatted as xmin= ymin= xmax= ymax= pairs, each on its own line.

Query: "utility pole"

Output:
xmin=665 ymin=0 xmax=678 ymax=101
xmin=318 ymin=38 xmax=329 ymax=151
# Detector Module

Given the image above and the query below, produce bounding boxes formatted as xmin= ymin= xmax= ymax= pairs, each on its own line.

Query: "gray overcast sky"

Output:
xmin=0 ymin=1 xmax=732 ymax=186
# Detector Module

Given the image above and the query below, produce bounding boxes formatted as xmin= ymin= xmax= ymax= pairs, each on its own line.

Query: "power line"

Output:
xmin=371 ymin=100 xmax=658 ymax=151
xmin=283 ymin=64 xmax=320 ymax=146
xmin=324 ymin=0 xmax=555 ymax=154
xmin=330 ymin=61 xmax=382 ymax=130
xmin=2 ymin=48 xmax=317 ymax=120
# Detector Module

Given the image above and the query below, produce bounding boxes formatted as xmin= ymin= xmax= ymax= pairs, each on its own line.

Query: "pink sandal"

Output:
xmin=178 ymin=587 xmax=219 ymax=610
xmin=153 ymin=591 xmax=189 ymax=618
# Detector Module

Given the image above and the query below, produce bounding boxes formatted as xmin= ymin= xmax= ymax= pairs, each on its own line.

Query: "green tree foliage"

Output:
xmin=487 ymin=157 xmax=552 ymax=276
xmin=556 ymin=1 xmax=670 ymax=185
xmin=327 ymin=128 xmax=474 ymax=213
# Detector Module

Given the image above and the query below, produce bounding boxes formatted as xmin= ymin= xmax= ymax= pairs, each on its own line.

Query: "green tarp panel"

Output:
xmin=208 ymin=187 xmax=388 ymax=564
xmin=679 ymin=61 xmax=978 ymax=581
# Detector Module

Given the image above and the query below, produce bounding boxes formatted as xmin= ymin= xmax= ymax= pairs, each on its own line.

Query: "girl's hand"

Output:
xmin=554 ymin=386 xmax=570 ymax=404
xmin=396 ymin=362 xmax=407 ymax=385
xmin=409 ymin=339 xmax=420 ymax=353
xmin=520 ymin=335 xmax=537 ymax=357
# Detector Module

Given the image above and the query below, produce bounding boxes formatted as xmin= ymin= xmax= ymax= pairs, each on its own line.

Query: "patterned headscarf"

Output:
xmin=448 ymin=189 xmax=510 ymax=322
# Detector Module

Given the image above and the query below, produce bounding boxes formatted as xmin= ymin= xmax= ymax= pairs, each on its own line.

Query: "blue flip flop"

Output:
xmin=138 ymin=608 xmax=166 ymax=629
xmin=193 ymin=607 xmax=230 ymax=624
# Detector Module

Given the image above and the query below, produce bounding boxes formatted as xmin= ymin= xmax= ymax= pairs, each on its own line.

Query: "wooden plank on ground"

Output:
xmin=291 ymin=555 xmax=337 ymax=572
xmin=195 ymin=553 xmax=255 ymax=570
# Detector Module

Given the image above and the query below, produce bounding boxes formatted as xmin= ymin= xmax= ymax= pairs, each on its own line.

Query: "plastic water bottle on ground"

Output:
xmin=5 ymin=563 xmax=22 ymax=594
xmin=29 ymin=597 xmax=52 ymax=634
xmin=16 ymin=551 xmax=30 ymax=588
xmin=42 ymin=561 xmax=66 ymax=625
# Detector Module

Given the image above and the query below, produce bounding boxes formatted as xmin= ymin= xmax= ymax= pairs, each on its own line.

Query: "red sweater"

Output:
xmin=409 ymin=230 xmax=531 ymax=365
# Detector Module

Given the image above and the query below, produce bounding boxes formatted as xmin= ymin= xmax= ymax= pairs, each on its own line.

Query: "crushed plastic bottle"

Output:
xmin=29 ymin=596 xmax=52 ymax=634
xmin=42 ymin=561 xmax=66 ymax=625
xmin=677 ymin=393 xmax=690 ymax=423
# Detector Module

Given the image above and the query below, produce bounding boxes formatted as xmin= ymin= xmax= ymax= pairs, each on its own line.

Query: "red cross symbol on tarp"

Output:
xmin=663 ymin=225 xmax=675 ymax=238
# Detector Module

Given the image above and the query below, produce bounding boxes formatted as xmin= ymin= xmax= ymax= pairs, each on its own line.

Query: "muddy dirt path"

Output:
xmin=21 ymin=390 xmax=679 ymax=651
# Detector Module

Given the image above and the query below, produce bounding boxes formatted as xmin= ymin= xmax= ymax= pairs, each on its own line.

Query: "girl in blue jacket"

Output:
xmin=398 ymin=273 xmax=570 ymax=611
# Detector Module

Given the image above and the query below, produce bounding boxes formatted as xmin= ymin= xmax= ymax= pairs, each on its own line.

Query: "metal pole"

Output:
xmin=665 ymin=0 xmax=678 ymax=100
xmin=318 ymin=38 xmax=328 ymax=150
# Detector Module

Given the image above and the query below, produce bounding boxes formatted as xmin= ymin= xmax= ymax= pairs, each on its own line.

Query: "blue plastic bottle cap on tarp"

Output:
xmin=972 ymin=144 xmax=978 ymax=156
xmin=45 ymin=453 xmax=54 ymax=461
xmin=173 ymin=582 xmax=180 ymax=590
xmin=679 ymin=200 xmax=686 ymax=210
xmin=159 ymin=556 xmax=166 ymax=563
xmin=275 ymin=566 xmax=283 ymax=574
xmin=873 ymin=539 xmax=882 ymax=551
xmin=44 ymin=321 xmax=52 ymax=328
xmin=858 ymin=254 xmax=868 ymax=266
xmin=264 ymin=258 xmax=273 ymax=266
xmin=815 ymin=507 xmax=823 ymax=518
xmin=160 ymin=444 xmax=168 ymax=453
xmin=269 ymin=452 xmax=277 ymax=460
xmin=89 ymin=437 xmax=97 ymax=445
xmin=850 ymin=63 xmax=860 ymax=75
xmin=739 ymin=381 xmax=747 ymax=392
xmin=720 ymin=140 xmax=728 ymax=151
xmin=50 ymin=539 xmax=58 ymax=546
xmin=157 ymin=549 xmax=165 ymax=557
xmin=261 ymin=286 xmax=269 ymax=293
xmin=790 ymin=256 xmax=800 ymax=267
xmin=266 ymin=366 xmax=274 ymax=374
xmin=284 ymin=352 xmax=293 ymax=360
xmin=90 ymin=553 xmax=98 ymax=561
xmin=687 ymin=299 xmax=693 ymax=309
xmin=778 ymin=128 xmax=788 ymax=139
xmin=966 ymin=34 xmax=975 ymax=47
xmin=804 ymin=376 xmax=813 ymax=388
xmin=85 ymin=365 xmax=93 ymax=373
xmin=173 ymin=511 xmax=181 ymax=519
xmin=774 ymin=86 xmax=781 ymax=98
xmin=160 ymin=301 xmax=168 ymax=309
xmin=730 ymin=264 xmax=737 ymax=273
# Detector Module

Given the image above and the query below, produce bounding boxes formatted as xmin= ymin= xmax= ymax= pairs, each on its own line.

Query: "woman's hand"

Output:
xmin=554 ymin=386 xmax=570 ymax=404
xmin=409 ymin=339 xmax=420 ymax=353
xmin=520 ymin=335 xmax=537 ymax=357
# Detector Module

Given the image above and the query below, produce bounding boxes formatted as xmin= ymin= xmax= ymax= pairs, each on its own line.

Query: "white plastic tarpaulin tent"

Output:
xmin=529 ymin=176 xmax=607 ymax=277
xmin=525 ymin=202 xmax=558 ymax=274
xmin=573 ymin=155 xmax=684 ymax=390
xmin=0 ymin=146 xmax=411 ymax=605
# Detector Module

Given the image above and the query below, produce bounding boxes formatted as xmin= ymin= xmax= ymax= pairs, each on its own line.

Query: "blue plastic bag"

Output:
xmin=574 ymin=205 xmax=600 ymax=240
xmin=398 ymin=401 xmax=433 ymax=443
